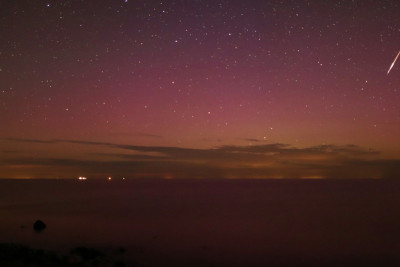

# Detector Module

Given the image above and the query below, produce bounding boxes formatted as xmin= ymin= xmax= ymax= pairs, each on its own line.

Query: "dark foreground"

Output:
xmin=0 ymin=243 xmax=129 ymax=267
xmin=1 ymin=179 xmax=399 ymax=266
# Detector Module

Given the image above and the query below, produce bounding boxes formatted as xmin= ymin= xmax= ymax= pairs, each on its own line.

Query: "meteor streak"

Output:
xmin=387 ymin=50 xmax=400 ymax=75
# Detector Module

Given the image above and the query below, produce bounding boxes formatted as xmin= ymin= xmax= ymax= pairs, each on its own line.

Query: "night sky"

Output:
xmin=1 ymin=0 xmax=399 ymax=179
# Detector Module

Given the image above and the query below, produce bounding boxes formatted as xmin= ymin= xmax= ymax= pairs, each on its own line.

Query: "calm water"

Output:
xmin=1 ymin=179 xmax=400 ymax=266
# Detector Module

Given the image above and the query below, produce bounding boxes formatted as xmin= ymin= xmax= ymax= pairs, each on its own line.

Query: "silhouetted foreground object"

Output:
xmin=0 ymin=243 xmax=67 ymax=266
xmin=0 ymin=243 xmax=132 ymax=266
xmin=33 ymin=220 xmax=46 ymax=232
xmin=70 ymin=246 xmax=104 ymax=261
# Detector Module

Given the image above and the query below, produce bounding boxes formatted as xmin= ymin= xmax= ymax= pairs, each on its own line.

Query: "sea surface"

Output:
xmin=1 ymin=179 xmax=399 ymax=266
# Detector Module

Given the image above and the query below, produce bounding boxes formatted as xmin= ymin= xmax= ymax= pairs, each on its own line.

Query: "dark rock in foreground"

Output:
xmin=33 ymin=220 xmax=46 ymax=232
xmin=0 ymin=243 xmax=133 ymax=267
xmin=70 ymin=246 xmax=104 ymax=261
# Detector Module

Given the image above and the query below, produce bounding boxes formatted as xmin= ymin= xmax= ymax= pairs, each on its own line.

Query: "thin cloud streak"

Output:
xmin=1 ymin=138 xmax=397 ymax=179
